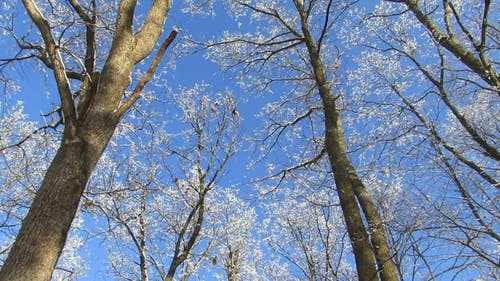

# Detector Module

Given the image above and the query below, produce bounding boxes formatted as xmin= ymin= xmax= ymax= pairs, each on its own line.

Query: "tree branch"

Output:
xmin=21 ymin=0 xmax=77 ymax=127
xmin=116 ymin=29 xmax=178 ymax=117
xmin=395 ymin=44 xmax=500 ymax=161
xmin=67 ymin=0 xmax=97 ymax=74
xmin=115 ymin=0 xmax=137 ymax=38
xmin=389 ymin=83 xmax=499 ymax=188
xmin=133 ymin=0 xmax=174 ymax=62
xmin=401 ymin=0 xmax=500 ymax=91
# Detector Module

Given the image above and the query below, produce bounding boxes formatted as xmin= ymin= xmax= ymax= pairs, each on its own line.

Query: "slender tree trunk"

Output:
xmin=295 ymin=2 xmax=399 ymax=280
xmin=322 ymin=100 xmax=379 ymax=281
xmin=321 ymin=67 xmax=398 ymax=281
xmin=226 ymin=248 xmax=239 ymax=281
xmin=0 ymin=1 xmax=174 ymax=280
xmin=350 ymin=168 xmax=399 ymax=280
xmin=312 ymin=43 xmax=399 ymax=281
xmin=165 ymin=197 xmax=205 ymax=281
xmin=139 ymin=187 xmax=149 ymax=281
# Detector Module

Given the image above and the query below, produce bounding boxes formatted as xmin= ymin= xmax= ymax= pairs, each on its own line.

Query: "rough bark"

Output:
xmin=0 ymin=1 xmax=174 ymax=280
xmin=294 ymin=1 xmax=399 ymax=280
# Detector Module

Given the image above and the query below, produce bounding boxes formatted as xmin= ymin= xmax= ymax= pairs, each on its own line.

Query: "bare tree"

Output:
xmin=86 ymin=87 xmax=240 ymax=281
xmin=344 ymin=0 xmax=499 ymax=278
xmin=0 ymin=1 xmax=177 ymax=280
xmin=162 ymin=89 xmax=240 ymax=281
xmin=202 ymin=1 xmax=399 ymax=280
xmin=207 ymin=189 xmax=263 ymax=281
xmin=259 ymin=168 xmax=356 ymax=281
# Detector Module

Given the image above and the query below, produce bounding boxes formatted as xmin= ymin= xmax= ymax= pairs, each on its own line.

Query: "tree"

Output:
xmin=343 ymin=0 xmax=498 ymax=278
xmin=258 ymin=168 xmax=356 ymax=280
xmin=207 ymin=189 xmax=263 ymax=281
xmin=201 ymin=1 xmax=399 ymax=280
xmin=84 ymin=85 xmax=241 ymax=280
xmin=0 ymin=101 xmax=88 ymax=281
xmin=0 ymin=1 xmax=177 ymax=280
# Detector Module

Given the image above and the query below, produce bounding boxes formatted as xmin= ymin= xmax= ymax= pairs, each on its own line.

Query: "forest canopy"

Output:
xmin=0 ymin=0 xmax=498 ymax=280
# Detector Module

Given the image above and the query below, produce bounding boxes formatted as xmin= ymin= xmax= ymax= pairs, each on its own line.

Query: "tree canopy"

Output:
xmin=0 ymin=0 xmax=498 ymax=280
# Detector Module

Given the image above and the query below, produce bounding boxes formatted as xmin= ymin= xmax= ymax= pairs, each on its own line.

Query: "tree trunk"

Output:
xmin=313 ymin=44 xmax=399 ymax=281
xmin=226 ymin=247 xmax=240 ymax=281
xmin=323 ymin=101 xmax=379 ymax=281
xmin=351 ymin=166 xmax=399 ymax=280
xmin=165 ymin=197 xmax=205 ymax=281
xmin=0 ymin=113 xmax=120 ymax=281
xmin=0 ymin=1 xmax=173 ymax=280
xmin=0 ymin=143 xmax=87 ymax=281
xmin=296 ymin=2 xmax=399 ymax=279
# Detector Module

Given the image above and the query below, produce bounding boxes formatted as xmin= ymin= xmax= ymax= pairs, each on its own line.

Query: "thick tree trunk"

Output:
xmin=0 ymin=143 xmax=88 ymax=281
xmin=0 ymin=1 xmax=173 ymax=280
xmin=0 ymin=119 xmax=117 ymax=281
